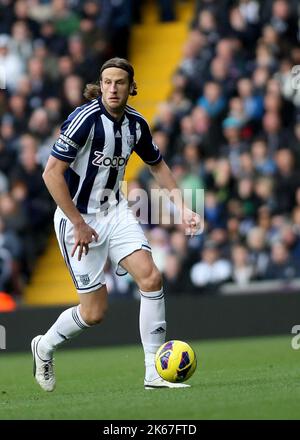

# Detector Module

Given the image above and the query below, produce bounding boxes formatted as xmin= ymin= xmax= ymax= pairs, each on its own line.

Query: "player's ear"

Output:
xmin=100 ymin=80 xmax=103 ymax=94
xmin=130 ymin=81 xmax=137 ymax=96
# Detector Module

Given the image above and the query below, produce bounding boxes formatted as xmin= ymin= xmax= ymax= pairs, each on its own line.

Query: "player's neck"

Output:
xmin=101 ymin=99 xmax=125 ymax=122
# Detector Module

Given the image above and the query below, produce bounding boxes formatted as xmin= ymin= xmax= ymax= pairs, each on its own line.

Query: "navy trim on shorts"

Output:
xmin=59 ymin=218 xmax=79 ymax=289
xmin=115 ymin=243 xmax=152 ymax=276
xmin=77 ymin=282 xmax=105 ymax=292
xmin=58 ymin=217 xmax=105 ymax=292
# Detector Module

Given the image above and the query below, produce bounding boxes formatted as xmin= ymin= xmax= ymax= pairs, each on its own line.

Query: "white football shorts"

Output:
xmin=54 ymin=198 xmax=151 ymax=293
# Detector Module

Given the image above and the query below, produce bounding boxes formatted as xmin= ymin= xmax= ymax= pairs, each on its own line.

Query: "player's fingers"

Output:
xmin=78 ymin=243 xmax=90 ymax=260
xmin=78 ymin=244 xmax=84 ymax=261
xmin=191 ymin=213 xmax=198 ymax=225
xmin=92 ymin=229 xmax=99 ymax=241
xmin=71 ymin=241 xmax=79 ymax=258
xmin=188 ymin=218 xmax=196 ymax=228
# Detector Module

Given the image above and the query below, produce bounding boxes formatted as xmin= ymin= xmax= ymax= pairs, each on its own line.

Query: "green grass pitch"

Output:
xmin=0 ymin=335 xmax=299 ymax=420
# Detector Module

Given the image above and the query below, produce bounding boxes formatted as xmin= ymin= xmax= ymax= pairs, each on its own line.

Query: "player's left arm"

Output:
xmin=133 ymin=117 xmax=202 ymax=235
xmin=149 ymin=159 xmax=202 ymax=236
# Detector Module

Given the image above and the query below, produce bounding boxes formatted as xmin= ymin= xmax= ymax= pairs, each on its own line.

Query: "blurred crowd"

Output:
xmin=0 ymin=0 xmax=300 ymax=300
xmin=132 ymin=0 xmax=300 ymax=297
xmin=0 ymin=0 xmax=148 ymax=299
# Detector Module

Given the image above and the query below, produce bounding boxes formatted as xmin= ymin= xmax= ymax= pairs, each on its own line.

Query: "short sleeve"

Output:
xmin=133 ymin=118 xmax=162 ymax=165
xmin=51 ymin=107 xmax=94 ymax=163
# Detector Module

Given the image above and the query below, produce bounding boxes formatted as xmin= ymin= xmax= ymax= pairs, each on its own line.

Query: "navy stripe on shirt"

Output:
xmin=100 ymin=122 xmax=123 ymax=207
xmin=76 ymin=119 xmax=105 ymax=213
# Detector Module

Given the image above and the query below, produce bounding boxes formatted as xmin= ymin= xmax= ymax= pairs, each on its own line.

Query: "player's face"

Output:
xmin=100 ymin=67 xmax=131 ymax=114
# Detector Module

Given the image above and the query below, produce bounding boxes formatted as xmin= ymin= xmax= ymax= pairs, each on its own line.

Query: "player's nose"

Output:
xmin=109 ymin=83 xmax=117 ymax=92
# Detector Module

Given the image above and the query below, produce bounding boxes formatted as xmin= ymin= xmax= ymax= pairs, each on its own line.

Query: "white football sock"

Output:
xmin=37 ymin=305 xmax=90 ymax=359
xmin=139 ymin=288 xmax=166 ymax=381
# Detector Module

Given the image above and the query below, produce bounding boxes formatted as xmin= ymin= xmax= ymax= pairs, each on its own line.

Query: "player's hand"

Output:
xmin=71 ymin=221 xmax=99 ymax=261
xmin=182 ymin=208 xmax=203 ymax=237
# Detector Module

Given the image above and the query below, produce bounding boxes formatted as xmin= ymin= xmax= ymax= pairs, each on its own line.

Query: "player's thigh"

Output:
xmin=120 ymin=249 xmax=161 ymax=288
xmin=120 ymin=249 xmax=154 ymax=278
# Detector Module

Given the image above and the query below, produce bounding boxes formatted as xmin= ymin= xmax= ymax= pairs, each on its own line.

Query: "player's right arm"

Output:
xmin=44 ymin=104 xmax=100 ymax=260
xmin=43 ymin=156 xmax=83 ymax=227
xmin=43 ymin=157 xmax=98 ymax=261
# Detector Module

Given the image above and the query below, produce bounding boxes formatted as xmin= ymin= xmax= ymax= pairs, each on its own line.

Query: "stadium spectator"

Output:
xmin=230 ymin=243 xmax=254 ymax=286
xmin=0 ymin=240 xmax=13 ymax=291
xmin=267 ymin=0 xmax=299 ymax=46
xmin=251 ymin=138 xmax=276 ymax=176
xmin=97 ymin=0 xmax=132 ymax=59
xmin=264 ymin=241 xmax=300 ymax=281
xmin=162 ymin=251 xmax=189 ymax=295
xmin=237 ymin=77 xmax=264 ymax=122
xmin=279 ymin=223 xmax=300 ymax=261
xmin=197 ymin=81 xmax=227 ymax=119
xmin=148 ymin=227 xmax=170 ymax=273
xmin=190 ymin=241 xmax=231 ymax=291
xmin=274 ymin=149 xmax=300 ymax=215
xmin=246 ymin=227 xmax=270 ymax=279
xmin=0 ymin=34 xmax=25 ymax=92
xmin=0 ymin=215 xmax=23 ymax=296
xmin=261 ymin=111 xmax=291 ymax=154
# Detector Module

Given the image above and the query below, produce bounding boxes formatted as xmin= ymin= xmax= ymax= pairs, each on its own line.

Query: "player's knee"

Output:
xmin=139 ymin=266 xmax=162 ymax=292
xmin=81 ymin=306 xmax=107 ymax=326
